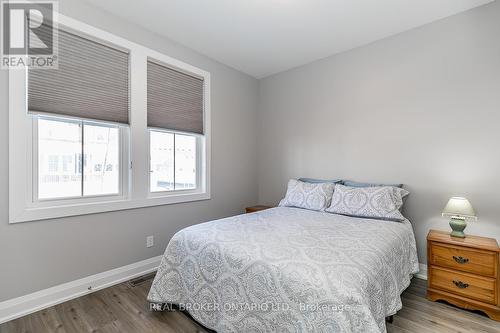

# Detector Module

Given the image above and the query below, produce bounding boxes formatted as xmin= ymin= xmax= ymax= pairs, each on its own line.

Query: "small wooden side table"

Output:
xmin=426 ymin=229 xmax=500 ymax=321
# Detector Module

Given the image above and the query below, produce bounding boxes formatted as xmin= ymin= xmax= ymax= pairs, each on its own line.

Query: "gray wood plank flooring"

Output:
xmin=1 ymin=277 xmax=499 ymax=332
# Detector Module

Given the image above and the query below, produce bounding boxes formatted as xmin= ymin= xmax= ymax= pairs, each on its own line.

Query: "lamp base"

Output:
xmin=449 ymin=217 xmax=467 ymax=238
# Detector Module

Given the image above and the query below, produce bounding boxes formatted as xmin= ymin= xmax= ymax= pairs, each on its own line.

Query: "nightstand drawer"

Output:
xmin=429 ymin=266 xmax=497 ymax=305
xmin=429 ymin=243 xmax=497 ymax=277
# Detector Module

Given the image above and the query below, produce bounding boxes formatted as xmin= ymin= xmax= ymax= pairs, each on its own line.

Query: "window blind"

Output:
xmin=147 ymin=60 xmax=204 ymax=134
xmin=28 ymin=25 xmax=129 ymax=124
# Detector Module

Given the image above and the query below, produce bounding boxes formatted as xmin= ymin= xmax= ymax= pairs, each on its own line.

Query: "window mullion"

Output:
xmin=129 ymin=51 xmax=149 ymax=199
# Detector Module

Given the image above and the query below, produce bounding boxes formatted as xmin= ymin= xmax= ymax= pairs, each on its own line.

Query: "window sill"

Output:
xmin=9 ymin=191 xmax=211 ymax=224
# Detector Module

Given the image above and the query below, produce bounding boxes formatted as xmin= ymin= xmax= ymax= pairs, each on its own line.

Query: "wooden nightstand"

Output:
xmin=427 ymin=229 xmax=500 ymax=321
xmin=245 ymin=205 xmax=273 ymax=213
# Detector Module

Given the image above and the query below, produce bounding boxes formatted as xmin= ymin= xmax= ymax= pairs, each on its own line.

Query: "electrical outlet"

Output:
xmin=146 ymin=235 xmax=154 ymax=248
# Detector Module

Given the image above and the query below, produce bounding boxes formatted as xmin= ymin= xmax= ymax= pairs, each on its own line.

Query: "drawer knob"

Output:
xmin=453 ymin=256 xmax=469 ymax=264
xmin=452 ymin=280 xmax=469 ymax=289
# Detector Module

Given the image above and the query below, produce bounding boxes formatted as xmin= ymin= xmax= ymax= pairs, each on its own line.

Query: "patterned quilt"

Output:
xmin=148 ymin=207 xmax=419 ymax=332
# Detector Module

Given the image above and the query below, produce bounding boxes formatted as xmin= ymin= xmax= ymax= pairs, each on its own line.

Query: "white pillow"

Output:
xmin=279 ymin=179 xmax=335 ymax=211
xmin=326 ymin=185 xmax=409 ymax=221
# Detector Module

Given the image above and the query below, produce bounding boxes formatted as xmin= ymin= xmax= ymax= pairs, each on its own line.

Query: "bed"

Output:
xmin=148 ymin=207 xmax=419 ymax=332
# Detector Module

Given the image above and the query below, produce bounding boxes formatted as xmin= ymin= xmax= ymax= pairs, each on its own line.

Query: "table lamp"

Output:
xmin=442 ymin=197 xmax=476 ymax=238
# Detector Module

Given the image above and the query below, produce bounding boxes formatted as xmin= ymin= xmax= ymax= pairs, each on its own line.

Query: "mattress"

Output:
xmin=148 ymin=207 xmax=419 ymax=332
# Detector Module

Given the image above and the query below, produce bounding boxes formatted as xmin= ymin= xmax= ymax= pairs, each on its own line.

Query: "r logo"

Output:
xmin=2 ymin=1 xmax=54 ymax=55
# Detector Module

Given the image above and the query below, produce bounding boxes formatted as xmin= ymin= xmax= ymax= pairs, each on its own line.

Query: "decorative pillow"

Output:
xmin=279 ymin=179 xmax=335 ymax=211
xmin=342 ymin=180 xmax=409 ymax=212
xmin=325 ymin=185 xmax=409 ymax=221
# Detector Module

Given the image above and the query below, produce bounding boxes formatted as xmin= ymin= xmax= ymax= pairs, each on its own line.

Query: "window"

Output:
xmin=147 ymin=59 xmax=204 ymax=196
xmin=28 ymin=23 xmax=128 ymax=203
xmin=149 ymin=130 xmax=197 ymax=193
xmin=9 ymin=14 xmax=210 ymax=223
xmin=37 ymin=117 xmax=121 ymax=200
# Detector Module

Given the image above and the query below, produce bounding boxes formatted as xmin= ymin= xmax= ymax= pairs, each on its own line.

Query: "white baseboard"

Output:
xmin=415 ymin=263 xmax=428 ymax=280
xmin=0 ymin=255 xmax=162 ymax=325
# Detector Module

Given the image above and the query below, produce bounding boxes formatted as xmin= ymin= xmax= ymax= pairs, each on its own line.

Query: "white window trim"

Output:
xmin=9 ymin=13 xmax=211 ymax=223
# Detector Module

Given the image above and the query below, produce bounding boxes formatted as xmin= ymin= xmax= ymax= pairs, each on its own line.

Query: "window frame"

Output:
xmin=9 ymin=13 xmax=211 ymax=223
xmin=147 ymin=128 xmax=203 ymax=197
xmin=32 ymin=115 xmax=129 ymax=204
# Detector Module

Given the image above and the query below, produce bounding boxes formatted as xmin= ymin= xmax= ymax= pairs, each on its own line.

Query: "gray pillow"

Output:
xmin=326 ymin=185 xmax=409 ymax=222
xmin=279 ymin=179 xmax=335 ymax=211
xmin=299 ymin=178 xmax=343 ymax=184
xmin=343 ymin=180 xmax=403 ymax=188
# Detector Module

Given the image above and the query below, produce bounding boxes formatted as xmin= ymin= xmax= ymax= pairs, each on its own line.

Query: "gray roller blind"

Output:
xmin=147 ymin=60 xmax=204 ymax=134
xmin=28 ymin=25 xmax=129 ymax=124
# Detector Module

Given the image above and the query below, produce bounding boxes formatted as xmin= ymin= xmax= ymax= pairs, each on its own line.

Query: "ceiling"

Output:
xmin=84 ymin=0 xmax=493 ymax=78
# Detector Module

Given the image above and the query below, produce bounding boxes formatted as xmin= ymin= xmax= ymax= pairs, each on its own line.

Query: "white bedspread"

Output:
xmin=148 ymin=207 xmax=419 ymax=332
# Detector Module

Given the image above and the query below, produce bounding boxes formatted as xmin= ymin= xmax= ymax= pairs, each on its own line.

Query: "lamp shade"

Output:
xmin=442 ymin=197 xmax=476 ymax=219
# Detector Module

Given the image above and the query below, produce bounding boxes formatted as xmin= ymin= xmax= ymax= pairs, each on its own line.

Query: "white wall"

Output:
xmin=257 ymin=1 xmax=500 ymax=264
xmin=0 ymin=0 xmax=259 ymax=301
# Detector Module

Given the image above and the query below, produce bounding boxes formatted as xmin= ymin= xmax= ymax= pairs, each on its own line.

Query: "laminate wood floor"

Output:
xmin=1 ymin=277 xmax=499 ymax=333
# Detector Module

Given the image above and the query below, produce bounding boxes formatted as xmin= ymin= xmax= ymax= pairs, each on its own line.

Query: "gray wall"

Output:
xmin=0 ymin=0 xmax=259 ymax=301
xmin=258 ymin=1 xmax=500 ymax=265
xmin=2 ymin=0 xmax=499 ymax=303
